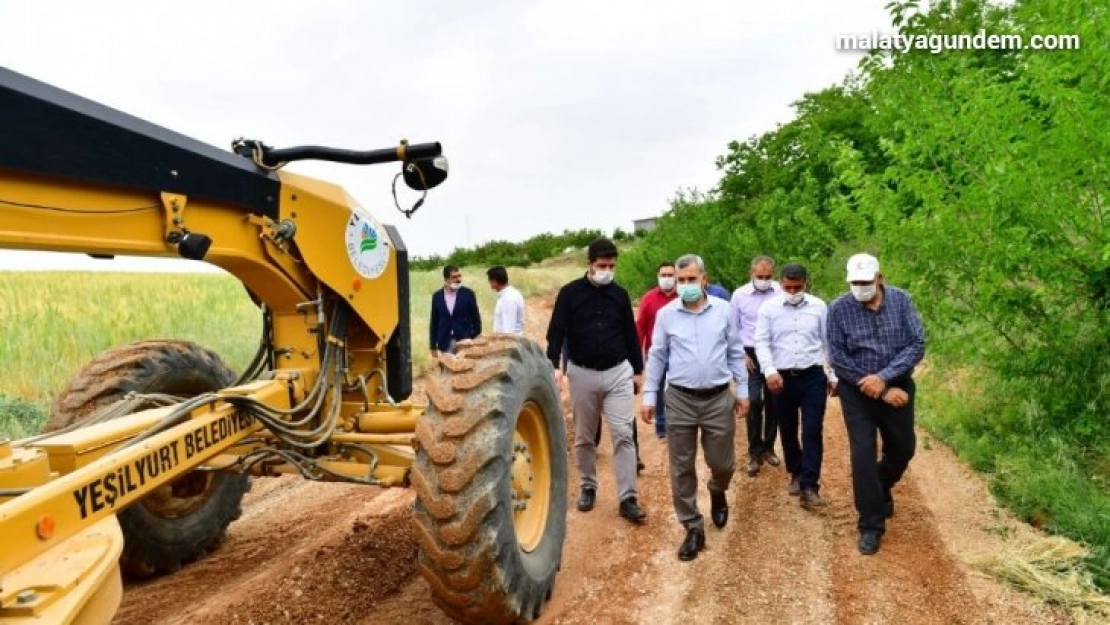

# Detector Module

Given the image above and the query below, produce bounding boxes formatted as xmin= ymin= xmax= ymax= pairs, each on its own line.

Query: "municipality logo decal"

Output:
xmin=345 ymin=211 xmax=390 ymax=280
xmin=360 ymin=222 xmax=378 ymax=254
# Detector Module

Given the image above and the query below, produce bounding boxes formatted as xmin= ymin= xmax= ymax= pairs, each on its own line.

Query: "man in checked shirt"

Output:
xmin=826 ymin=253 xmax=925 ymax=556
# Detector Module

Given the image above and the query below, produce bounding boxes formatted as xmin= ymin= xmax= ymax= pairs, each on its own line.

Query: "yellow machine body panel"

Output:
xmin=277 ymin=171 xmax=401 ymax=344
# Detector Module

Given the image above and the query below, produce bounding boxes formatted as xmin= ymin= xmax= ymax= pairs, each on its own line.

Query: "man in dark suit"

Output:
xmin=429 ymin=264 xmax=482 ymax=356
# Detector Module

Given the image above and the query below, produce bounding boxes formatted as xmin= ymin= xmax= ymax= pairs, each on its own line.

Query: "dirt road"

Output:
xmin=114 ymin=297 xmax=1071 ymax=625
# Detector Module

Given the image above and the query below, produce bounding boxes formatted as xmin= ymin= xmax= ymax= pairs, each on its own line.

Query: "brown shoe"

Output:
xmin=746 ymin=457 xmax=761 ymax=477
xmin=788 ymin=475 xmax=802 ymax=496
xmin=800 ymin=488 xmax=826 ymax=509
xmin=762 ymin=449 xmax=781 ymax=467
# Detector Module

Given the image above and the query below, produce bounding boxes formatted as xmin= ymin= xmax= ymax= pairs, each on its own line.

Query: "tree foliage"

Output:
xmin=411 ymin=228 xmax=604 ymax=271
xmin=625 ymin=0 xmax=1110 ymax=582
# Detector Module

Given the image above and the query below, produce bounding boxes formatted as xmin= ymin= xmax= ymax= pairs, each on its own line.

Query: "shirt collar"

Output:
xmin=676 ymin=297 xmax=717 ymax=314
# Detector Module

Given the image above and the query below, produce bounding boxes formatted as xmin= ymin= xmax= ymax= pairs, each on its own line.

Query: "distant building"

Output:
xmin=633 ymin=217 xmax=658 ymax=234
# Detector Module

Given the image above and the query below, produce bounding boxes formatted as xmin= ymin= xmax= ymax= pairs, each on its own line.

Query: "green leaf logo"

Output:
xmin=360 ymin=222 xmax=378 ymax=253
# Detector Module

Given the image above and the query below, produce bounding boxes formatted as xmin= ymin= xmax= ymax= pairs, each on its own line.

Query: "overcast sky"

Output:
xmin=0 ymin=0 xmax=893 ymax=272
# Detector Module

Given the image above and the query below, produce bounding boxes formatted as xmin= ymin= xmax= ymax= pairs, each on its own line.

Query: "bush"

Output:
xmin=0 ymin=393 xmax=46 ymax=439
xmin=411 ymin=228 xmax=603 ymax=271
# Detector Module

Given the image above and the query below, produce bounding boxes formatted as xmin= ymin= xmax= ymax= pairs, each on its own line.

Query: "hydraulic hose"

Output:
xmin=246 ymin=141 xmax=442 ymax=168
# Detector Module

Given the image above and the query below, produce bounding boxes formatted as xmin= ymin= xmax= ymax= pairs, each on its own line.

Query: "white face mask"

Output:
xmin=447 ymin=281 xmax=462 ymax=291
xmin=784 ymin=291 xmax=805 ymax=306
xmin=591 ymin=270 xmax=614 ymax=286
xmin=753 ymin=279 xmax=772 ymax=292
xmin=851 ymin=284 xmax=877 ymax=302
xmin=658 ymin=276 xmax=676 ymax=291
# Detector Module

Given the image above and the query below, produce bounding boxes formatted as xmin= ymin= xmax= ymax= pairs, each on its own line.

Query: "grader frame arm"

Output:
xmin=0 ymin=66 xmax=566 ymax=625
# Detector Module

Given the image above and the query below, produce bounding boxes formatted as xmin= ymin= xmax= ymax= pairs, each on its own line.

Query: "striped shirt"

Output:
xmin=826 ymin=285 xmax=925 ymax=386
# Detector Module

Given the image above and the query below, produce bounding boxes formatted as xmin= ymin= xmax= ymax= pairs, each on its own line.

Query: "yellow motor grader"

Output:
xmin=0 ymin=66 xmax=567 ymax=624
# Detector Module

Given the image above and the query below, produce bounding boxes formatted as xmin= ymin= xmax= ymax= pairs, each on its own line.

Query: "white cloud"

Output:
xmin=0 ymin=0 xmax=893 ymax=269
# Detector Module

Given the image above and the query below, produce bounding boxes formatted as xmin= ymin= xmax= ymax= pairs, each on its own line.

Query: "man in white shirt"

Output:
xmin=487 ymin=265 xmax=525 ymax=335
xmin=754 ymin=263 xmax=838 ymax=510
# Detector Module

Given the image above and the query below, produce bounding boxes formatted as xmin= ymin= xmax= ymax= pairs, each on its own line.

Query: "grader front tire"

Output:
xmin=48 ymin=339 xmax=250 ymax=577
xmin=412 ymin=336 xmax=568 ymax=624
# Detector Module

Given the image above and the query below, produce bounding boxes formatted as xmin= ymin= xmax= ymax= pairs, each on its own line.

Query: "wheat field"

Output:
xmin=0 ymin=263 xmax=580 ymax=437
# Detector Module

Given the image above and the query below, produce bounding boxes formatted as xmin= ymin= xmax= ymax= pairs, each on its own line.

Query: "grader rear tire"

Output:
xmin=412 ymin=335 xmax=568 ymax=624
xmin=48 ymin=339 xmax=250 ymax=577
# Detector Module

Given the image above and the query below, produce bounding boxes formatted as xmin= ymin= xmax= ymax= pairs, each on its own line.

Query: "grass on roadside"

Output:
xmin=919 ymin=356 xmax=1110 ymax=598
xmin=964 ymin=536 xmax=1110 ymax=624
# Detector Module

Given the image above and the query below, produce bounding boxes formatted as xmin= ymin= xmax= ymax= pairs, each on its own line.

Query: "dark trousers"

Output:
xmin=838 ymin=380 xmax=917 ymax=534
xmin=744 ymin=348 xmax=777 ymax=458
xmin=665 ymin=386 xmax=736 ymax=531
xmin=773 ymin=367 xmax=827 ymax=491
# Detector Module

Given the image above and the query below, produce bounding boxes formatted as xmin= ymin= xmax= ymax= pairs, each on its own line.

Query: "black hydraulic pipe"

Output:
xmin=261 ymin=142 xmax=442 ymax=167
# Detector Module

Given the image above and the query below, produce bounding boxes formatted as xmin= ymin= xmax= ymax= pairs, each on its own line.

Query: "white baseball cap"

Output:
xmin=846 ymin=253 xmax=880 ymax=282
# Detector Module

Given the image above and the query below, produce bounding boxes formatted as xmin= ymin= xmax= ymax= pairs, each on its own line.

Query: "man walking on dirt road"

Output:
xmin=827 ymin=253 xmax=925 ymax=555
xmin=754 ymin=262 xmax=837 ymax=510
xmin=547 ymin=237 xmax=647 ymax=525
xmin=641 ymin=254 xmax=749 ymax=561
xmin=730 ymin=254 xmax=783 ymax=477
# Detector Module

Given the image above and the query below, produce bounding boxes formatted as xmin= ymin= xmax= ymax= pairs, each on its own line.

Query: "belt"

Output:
xmin=669 ymin=383 xmax=730 ymax=398
xmin=778 ymin=365 xmax=822 ymax=376
xmin=572 ymin=358 xmax=625 ymax=372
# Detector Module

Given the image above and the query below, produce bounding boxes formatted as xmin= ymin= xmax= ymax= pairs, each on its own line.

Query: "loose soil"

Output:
xmin=113 ymin=296 xmax=1073 ymax=625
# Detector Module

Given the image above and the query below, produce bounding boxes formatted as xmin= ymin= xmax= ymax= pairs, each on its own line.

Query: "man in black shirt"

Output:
xmin=546 ymin=238 xmax=647 ymax=524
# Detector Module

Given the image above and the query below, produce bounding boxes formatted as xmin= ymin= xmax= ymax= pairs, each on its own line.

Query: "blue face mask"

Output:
xmin=677 ymin=283 xmax=703 ymax=302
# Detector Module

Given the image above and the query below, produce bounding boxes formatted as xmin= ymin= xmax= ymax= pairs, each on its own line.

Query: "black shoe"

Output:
xmin=710 ymin=490 xmax=728 ymax=529
xmin=788 ymin=475 xmax=802 ymax=496
xmin=883 ymin=490 xmax=894 ymax=519
xmin=858 ymin=531 xmax=882 ymax=555
xmin=678 ymin=527 xmax=706 ymax=561
xmin=762 ymin=449 xmax=781 ymax=468
xmin=619 ymin=497 xmax=647 ymax=523
xmin=800 ymin=488 xmax=826 ymax=509
xmin=746 ymin=456 xmax=761 ymax=477
xmin=577 ymin=487 xmax=596 ymax=512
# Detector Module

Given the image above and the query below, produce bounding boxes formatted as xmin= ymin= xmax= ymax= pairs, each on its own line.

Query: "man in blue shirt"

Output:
xmin=827 ymin=253 xmax=925 ymax=556
xmin=641 ymin=254 xmax=749 ymax=561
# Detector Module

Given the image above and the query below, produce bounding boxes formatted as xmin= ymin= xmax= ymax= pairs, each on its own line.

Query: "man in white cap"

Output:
xmin=826 ymin=253 xmax=925 ymax=556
